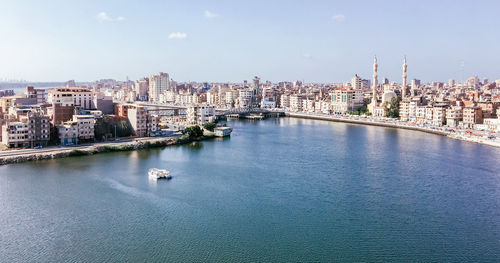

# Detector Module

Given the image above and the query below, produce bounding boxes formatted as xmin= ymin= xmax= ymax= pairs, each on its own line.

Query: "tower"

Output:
xmin=372 ymin=57 xmax=378 ymax=105
xmin=402 ymin=57 xmax=407 ymax=98
xmin=368 ymin=57 xmax=379 ymax=114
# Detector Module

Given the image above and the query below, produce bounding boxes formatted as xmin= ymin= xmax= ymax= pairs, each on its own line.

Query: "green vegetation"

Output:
xmin=68 ymin=149 xmax=88 ymax=156
xmin=203 ymin=122 xmax=217 ymax=132
xmin=348 ymin=105 xmax=369 ymax=115
xmin=95 ymin=116 xmax=134 ymax=141
xmin=182 ymin=126 xmax=204 ymax=138
xmin=385 ymin=97 xmax=402 ymax=118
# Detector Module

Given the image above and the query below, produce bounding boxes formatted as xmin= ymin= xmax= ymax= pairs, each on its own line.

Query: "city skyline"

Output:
xmin=1 ymin=0 xmax=499 ymax=82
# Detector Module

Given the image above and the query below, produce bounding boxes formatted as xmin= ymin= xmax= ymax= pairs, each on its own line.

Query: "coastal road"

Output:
xmin=0 ymin=136 xmax=181 ymax=158
xmin=0 ymin=145 xmax=99 ymax=157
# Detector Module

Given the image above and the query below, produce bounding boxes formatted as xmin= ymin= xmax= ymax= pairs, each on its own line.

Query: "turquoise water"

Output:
xmin=1 ymin=118 xmax=499 ymax=262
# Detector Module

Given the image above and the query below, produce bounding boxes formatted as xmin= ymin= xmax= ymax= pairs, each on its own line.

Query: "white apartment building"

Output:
xmin=280 ymin=94 xmax=290 ymax=109
xmin=446 ymin=106 xmax=463 ymax=127
xmin=432 ymin=107 xmax=446 ymax=126
xmin=408 ymin=99 xmax=421 ymax=121
xmin=302 ymin=98 xmax=315 ymax=113
xmin=330 ymin=88 xmax=364 ymax=114
xmin=149 ymin=72 xmax=170 ymax=103
xmin=399 ymin=100 xmax=410 ymax=121
xmin=320 ymin=101 xmax=331 ymax=114
xmin=186 ymin=106 xmax=216 ymax=124
xmin=135 ymin=78 xmax=149 ymax=101
xmin=206 ymin=91 xmax=217 ymax=105
xmin=1 ymin=122 xmax=29 ymax=148
xmin=238 ymin=89 xmax=253 ymax=108
xmin=289 ymin=95 xmax=303 ymax=112
xmin=415 ymin=106 xmax=426 ymax=123
xmin=48 ymin=87 xmax=94 ymax=109
xmin=73 ymin=115 xmax=95 ymax=141
xmin=225 ymin=91 xmax=237 ymax=105
xmin=260 ymin=88 xmax=277 ymax=109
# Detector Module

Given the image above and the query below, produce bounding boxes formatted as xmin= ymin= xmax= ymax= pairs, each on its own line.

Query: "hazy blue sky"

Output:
xmin=0 ymin=0 xmax=499 ymax=83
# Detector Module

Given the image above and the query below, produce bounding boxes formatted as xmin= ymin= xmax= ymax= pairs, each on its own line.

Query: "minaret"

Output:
xmin=402 ymin=57 xmax=407 ymax=98
xmin=371 ymin=56 xmax=378 ymax=106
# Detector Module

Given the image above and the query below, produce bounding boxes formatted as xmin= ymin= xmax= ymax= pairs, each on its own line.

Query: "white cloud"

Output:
xmin=303 ymin=53 xmax=313 ymax=59
xmin=331 ymin=14 xmax=345 ymax=22
xmin=204 ymin=10 xmax=218 ymax=18
xmin=96 ymin=12 xmax=126 ymax=22
xmin=168 ymin=32 xmax=188 ymax=39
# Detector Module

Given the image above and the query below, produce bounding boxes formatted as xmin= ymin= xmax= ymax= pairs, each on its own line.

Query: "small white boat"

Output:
xmin=148 ymin=168 xmax=172 ymax=180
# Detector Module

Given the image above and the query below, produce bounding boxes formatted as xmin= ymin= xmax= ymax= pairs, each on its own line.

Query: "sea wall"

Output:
xmin=285 ymin=112 xmax=448 ymax=136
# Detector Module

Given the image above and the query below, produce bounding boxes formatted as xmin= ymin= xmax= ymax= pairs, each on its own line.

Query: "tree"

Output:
xmin=349 ymin=105 xmax=369 ymax=115
xmin=203 ymin=122 xmax=217 ymax=132
xmin=182 ymin=126 xmax=204 ymax=138
xmin=385 ymin=97 xmax=401 ymax=118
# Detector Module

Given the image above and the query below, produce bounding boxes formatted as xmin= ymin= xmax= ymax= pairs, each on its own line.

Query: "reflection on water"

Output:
xmin=184 ymin=141 xmax=203 ymax=150
xmin=1 ymin=118 xmax=500 ymax=262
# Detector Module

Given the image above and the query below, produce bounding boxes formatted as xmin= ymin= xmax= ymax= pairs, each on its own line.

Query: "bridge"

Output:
xmin=216 ymin=108 xmax=284 ymax=120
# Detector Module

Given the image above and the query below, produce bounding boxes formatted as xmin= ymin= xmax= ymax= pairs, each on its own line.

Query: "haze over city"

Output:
xmin=1 ymin=0 xmax=499 ymax=83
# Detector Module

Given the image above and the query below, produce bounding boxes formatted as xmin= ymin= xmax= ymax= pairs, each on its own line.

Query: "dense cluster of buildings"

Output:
xmin=1 ymin=62 xmax=500 ymax=148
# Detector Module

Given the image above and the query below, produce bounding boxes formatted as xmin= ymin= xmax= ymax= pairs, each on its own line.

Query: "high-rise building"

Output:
xmin=135 ymin=78 xmax=149 ymax=101
xmin=351 ymin=74 xmax=362 ymax=90
xmin=148 ymin=72 xmax=170 ymax=103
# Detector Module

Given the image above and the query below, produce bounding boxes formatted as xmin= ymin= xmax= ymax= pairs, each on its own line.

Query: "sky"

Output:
xmin=0 ymin=0 xmax=499 ymax=83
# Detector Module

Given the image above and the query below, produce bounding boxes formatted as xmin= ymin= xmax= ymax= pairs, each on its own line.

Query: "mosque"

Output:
xmin=368 ymin=57 xmax=408 ymax=116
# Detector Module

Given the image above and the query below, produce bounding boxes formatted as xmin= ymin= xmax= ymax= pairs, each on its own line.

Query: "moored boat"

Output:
xmin=214 ymin=127 xmax=232 ymax=137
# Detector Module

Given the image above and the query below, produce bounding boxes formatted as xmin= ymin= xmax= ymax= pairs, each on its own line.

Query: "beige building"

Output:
xmin=1 ymin=122 xmax=29 ymax=148
xmin=57 ymin=122 xmax=78 ymax=145
xmin=48 ymin=87 xmax=95 ymax=109
xmin=73 ymin=115 xmax=95 ymax=141
xmin=432 ymin=107 xmax=447 ymax=126
xmin=446 ymin=106 xmax=463 ymax=127
xmin=128 ymin=106 xmax=147 ymax=137
xmin=330 ymin=88 xmax=364 ymax=114
xmin=399 ymin=100 xmax=410 ymax=121
xmin=289 ymin=95 xmax=304 ymax=112
xmin=1 ymin=112 xmax=50 ymax=148
xmin=463 ymin=107 xmax=483 ymax=128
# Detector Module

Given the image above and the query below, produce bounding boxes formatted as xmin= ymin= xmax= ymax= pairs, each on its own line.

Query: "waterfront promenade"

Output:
xmin=285 ymin=112 xmax=500 ymax=148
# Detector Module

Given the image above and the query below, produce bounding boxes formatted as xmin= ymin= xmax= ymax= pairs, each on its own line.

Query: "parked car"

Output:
xmin=34 ymin=145 xmax=43 ymax=149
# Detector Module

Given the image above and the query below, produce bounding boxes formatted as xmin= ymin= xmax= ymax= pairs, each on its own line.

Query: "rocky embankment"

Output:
xmin=0 ymin=135 xmax=214 ymax=166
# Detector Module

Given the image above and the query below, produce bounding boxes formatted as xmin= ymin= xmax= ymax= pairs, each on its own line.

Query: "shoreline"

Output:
xmin=285 ymin=112 xmax=500 ymax=148
xmin=0 ymin=135 xmax=214 ymax=166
